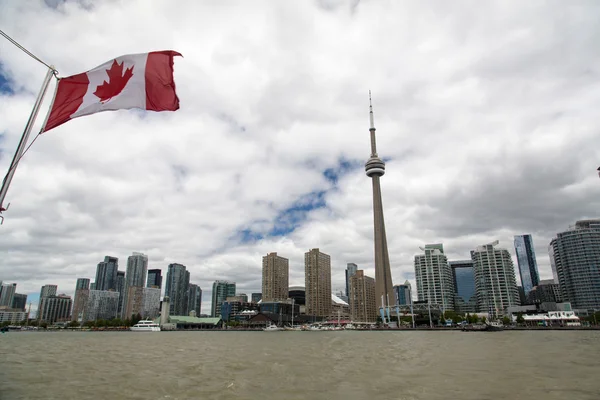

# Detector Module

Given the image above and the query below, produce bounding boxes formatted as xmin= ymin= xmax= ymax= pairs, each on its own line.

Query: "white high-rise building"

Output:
xmin=414 ymin=244 xmax=454 ymax=312
xmin=549 ymin=220 xmax=600 ymax=310
xmin=471 ymin=241 xmax=520 ymax=317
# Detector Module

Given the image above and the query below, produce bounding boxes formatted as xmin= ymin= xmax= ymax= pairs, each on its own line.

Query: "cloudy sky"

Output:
xmin=1 ymin=0 xmax=599 ymax=314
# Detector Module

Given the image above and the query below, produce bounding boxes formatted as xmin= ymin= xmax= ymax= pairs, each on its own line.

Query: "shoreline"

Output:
xmin=5 ymin=326 xmax=600 ymax=333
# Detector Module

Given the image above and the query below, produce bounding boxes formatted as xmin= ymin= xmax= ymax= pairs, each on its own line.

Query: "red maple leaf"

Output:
xmin=93 ymin=60 xmax=134 ymax=103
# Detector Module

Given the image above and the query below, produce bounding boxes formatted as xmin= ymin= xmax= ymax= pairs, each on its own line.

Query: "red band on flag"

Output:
xmin=43 ymin=73 xmax=89 ymax=132
xmin=145 ymin=51 xmax=182 ymax=112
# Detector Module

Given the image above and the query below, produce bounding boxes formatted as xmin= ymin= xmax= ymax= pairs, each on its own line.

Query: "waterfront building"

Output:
xmin=549 ymin=219 xmax=600 ymax=310
xmin=125 ymin=286 xmax=161 ymax=319
xmin=364 ymin=95 xmax=395 ymax=308
xmin=38 ymin=294 xmax=72 ymax=323
xmin=221 ymin=298 xmax=259 ymax=322
xmin=345 ymin=263 xmax=358 ymax=298
xmin=188 ymin=284 xmax=202 ymax=317
xmin=514 ymin=234 xmax=540 ymax=296
xmin=288 ymin=286 xmax=306 ymax=314
xmin=11 ymin=293 xmax=27 ymax=311
xmin=393 ymin=281 xmax=412 ymax=306
xmin=450 ymin=260 xmax=477 ymax=313
xmin=471 ymin=241 xmax=520 ymax=317
xmin=262 ymin=252 xmax=289 ymax=302
xmin=72 ymin=279 xmax=90 ymax=321
xmin=38 ymin=284 xmax=58 ymax=320
xmin=527 ymin=279 xmax=562 ymax=305
xmin=147 ymin=269 xmax=162 ymax=288
xmin=211 ymin=280 xmax=236 ymax=317
xmin=72 ymin=289 xmax=89 ymax=322
xmin=251 ymin=293 xmax=262 ymax=303
xmin=165 ymin=263 xmax=191 ymax=316
xmin=122 ymin=252 xmax=148 ymax=318
xmin=330 ymin=294 xmax=351 ymax=320
xmin=95 ymin=256 xmax=119 ymax=291
xmin=349 ymin=270 xmax=377 ymax=323
xmin=305 ymin=248 xmax=332 ymax=317
xmin=0 ymin=310 xmax=28 ymax=324
xmin=116 ymin=271 xmax=125 ymax=318
xmin=142 ymin=288 xmax=161 ymax=319
xmin=0 ymin=283 xmax=16 ymax=307
xmin=83 ymin=290 xmax=120 ymax=321
xmin=414 ymin=244 xmax=455 ymax=312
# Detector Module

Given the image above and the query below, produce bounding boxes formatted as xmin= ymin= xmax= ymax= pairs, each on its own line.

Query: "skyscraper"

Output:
xmin=83 ymin=290 xmax=120 ymax=322
xmin=0 ymin=283 xmax=16 ymax=307
xmin=349 ymin=270 xmax=377 ymax=322
xmin=123 ymin=252 xmax=148 ymax=318
xmin=211 ymin=281 xmax=236 ymax=317
xmin=38 ymin=294 xmax=72 ymax=323
xmin=549 ymin=219 xmax=600 ymax=310
xmin=165 ymin=263 xmax=190 ymax=316
xmin=38 ymin=284 xmax=57 ymax=319
xmin=471 ymin=241 xmax=520 ymax=317
xmin=262 ymin=252 xmax=289 ymax=302
xmin=345 ymin=263 xmax=358 ymax=298
xmin=450 ymin=261 xmax=477 ymax=313
xmin=11 ymin=293 xmax=27 ymax=311
xmin=95 ymin=256 xmax=118 ymax=291
xmin=305 ymin=248 xmax=332 ymax=317
xmin=75 ymin=278 xmax=90 ymax=291
xmin=188 ymin=283 xmax=202 ymax=316
xmin=414 ymin=244 xmax=455 ymax=312
xmin=126 ymin=252 xmax=148 ymax=287
xmin=514 ymin=234 xmax=540 ymax=296
xmin=365 ymin=94 xmax=394 ymax=308
xmin=393 ymin=281 xmax=412 ymax=306
xmin=147 ymin=269 xmax=162 ymax=288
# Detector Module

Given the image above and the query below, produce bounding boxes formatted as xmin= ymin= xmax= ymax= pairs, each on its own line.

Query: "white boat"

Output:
xmin=130 ymin=320 xmax=161 ymax=332
xmin=263 ymin=323 xmax=284 ymax=332
xmin=284 ymin=325 xmax=302 ymax=331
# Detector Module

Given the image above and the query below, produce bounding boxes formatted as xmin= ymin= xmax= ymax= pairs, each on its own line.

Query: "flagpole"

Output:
xmin=0 ymin=67 xmax=56 ymax=223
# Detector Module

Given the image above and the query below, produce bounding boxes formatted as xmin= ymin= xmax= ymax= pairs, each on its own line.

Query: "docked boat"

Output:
xmin=462 ymin=322 xmax=504 ymax=332
xmin=263 ymin=323 xmax=284 ymax=332
xmin=130 ymin=320 xmax=161 ymax=332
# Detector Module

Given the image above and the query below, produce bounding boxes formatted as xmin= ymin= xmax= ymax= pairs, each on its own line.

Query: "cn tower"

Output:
xmin=365 ymin=92 xmax=394 ymax=309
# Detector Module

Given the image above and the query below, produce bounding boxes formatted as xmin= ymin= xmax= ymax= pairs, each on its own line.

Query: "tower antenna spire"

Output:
xmin=369 ymin=90 xmax=375 ymax=130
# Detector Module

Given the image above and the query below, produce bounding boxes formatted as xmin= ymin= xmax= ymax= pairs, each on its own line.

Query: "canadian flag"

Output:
xmin=43 ymin=50 xmax=182 ymax=132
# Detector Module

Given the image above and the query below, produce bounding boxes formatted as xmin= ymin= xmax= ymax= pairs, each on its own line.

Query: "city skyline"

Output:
xmin=1 ymin=2 xmax=600 ymax=315
xmin=0 ymin=228 xmax=584 ymax=316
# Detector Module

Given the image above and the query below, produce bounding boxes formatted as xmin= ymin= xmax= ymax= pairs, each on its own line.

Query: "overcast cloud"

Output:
xmin=1 ymin=0 xmax=599 ymax=314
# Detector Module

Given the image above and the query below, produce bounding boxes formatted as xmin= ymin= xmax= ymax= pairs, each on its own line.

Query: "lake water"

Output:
xmin=1 ymin=330 xmax=599 ymax=399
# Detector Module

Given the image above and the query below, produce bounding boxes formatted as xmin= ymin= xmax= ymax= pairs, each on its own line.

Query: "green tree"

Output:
xmin=84 ymin=320 xmax=95 ymax=328
xmin=502 ymin=316 xmax=511 ymax=325
xmin=481 ymin=316 xmax=487 ymax=324
xmin=130 ymin=313 xmax=142 ymax=326
xmin=39 ymin=322 xmax=48 ymax=329
xmin=516 ymin=313 xmax=525 ymax=324
xmin=68 ymin=320 xmax=80 ymax=328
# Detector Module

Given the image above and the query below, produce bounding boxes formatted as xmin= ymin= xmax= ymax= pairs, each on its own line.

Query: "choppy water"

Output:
xmin=1 ymin=330 xmax=599 ymax=400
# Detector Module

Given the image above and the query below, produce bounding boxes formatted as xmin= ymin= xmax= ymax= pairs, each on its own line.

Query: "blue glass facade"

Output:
xmin=450 ymin=261 xmax=476 ymax=312
xmin=393 ymin=283 xmax=411 ymax=305
xmin=514 ymin=234 xmax=540 ymax=296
